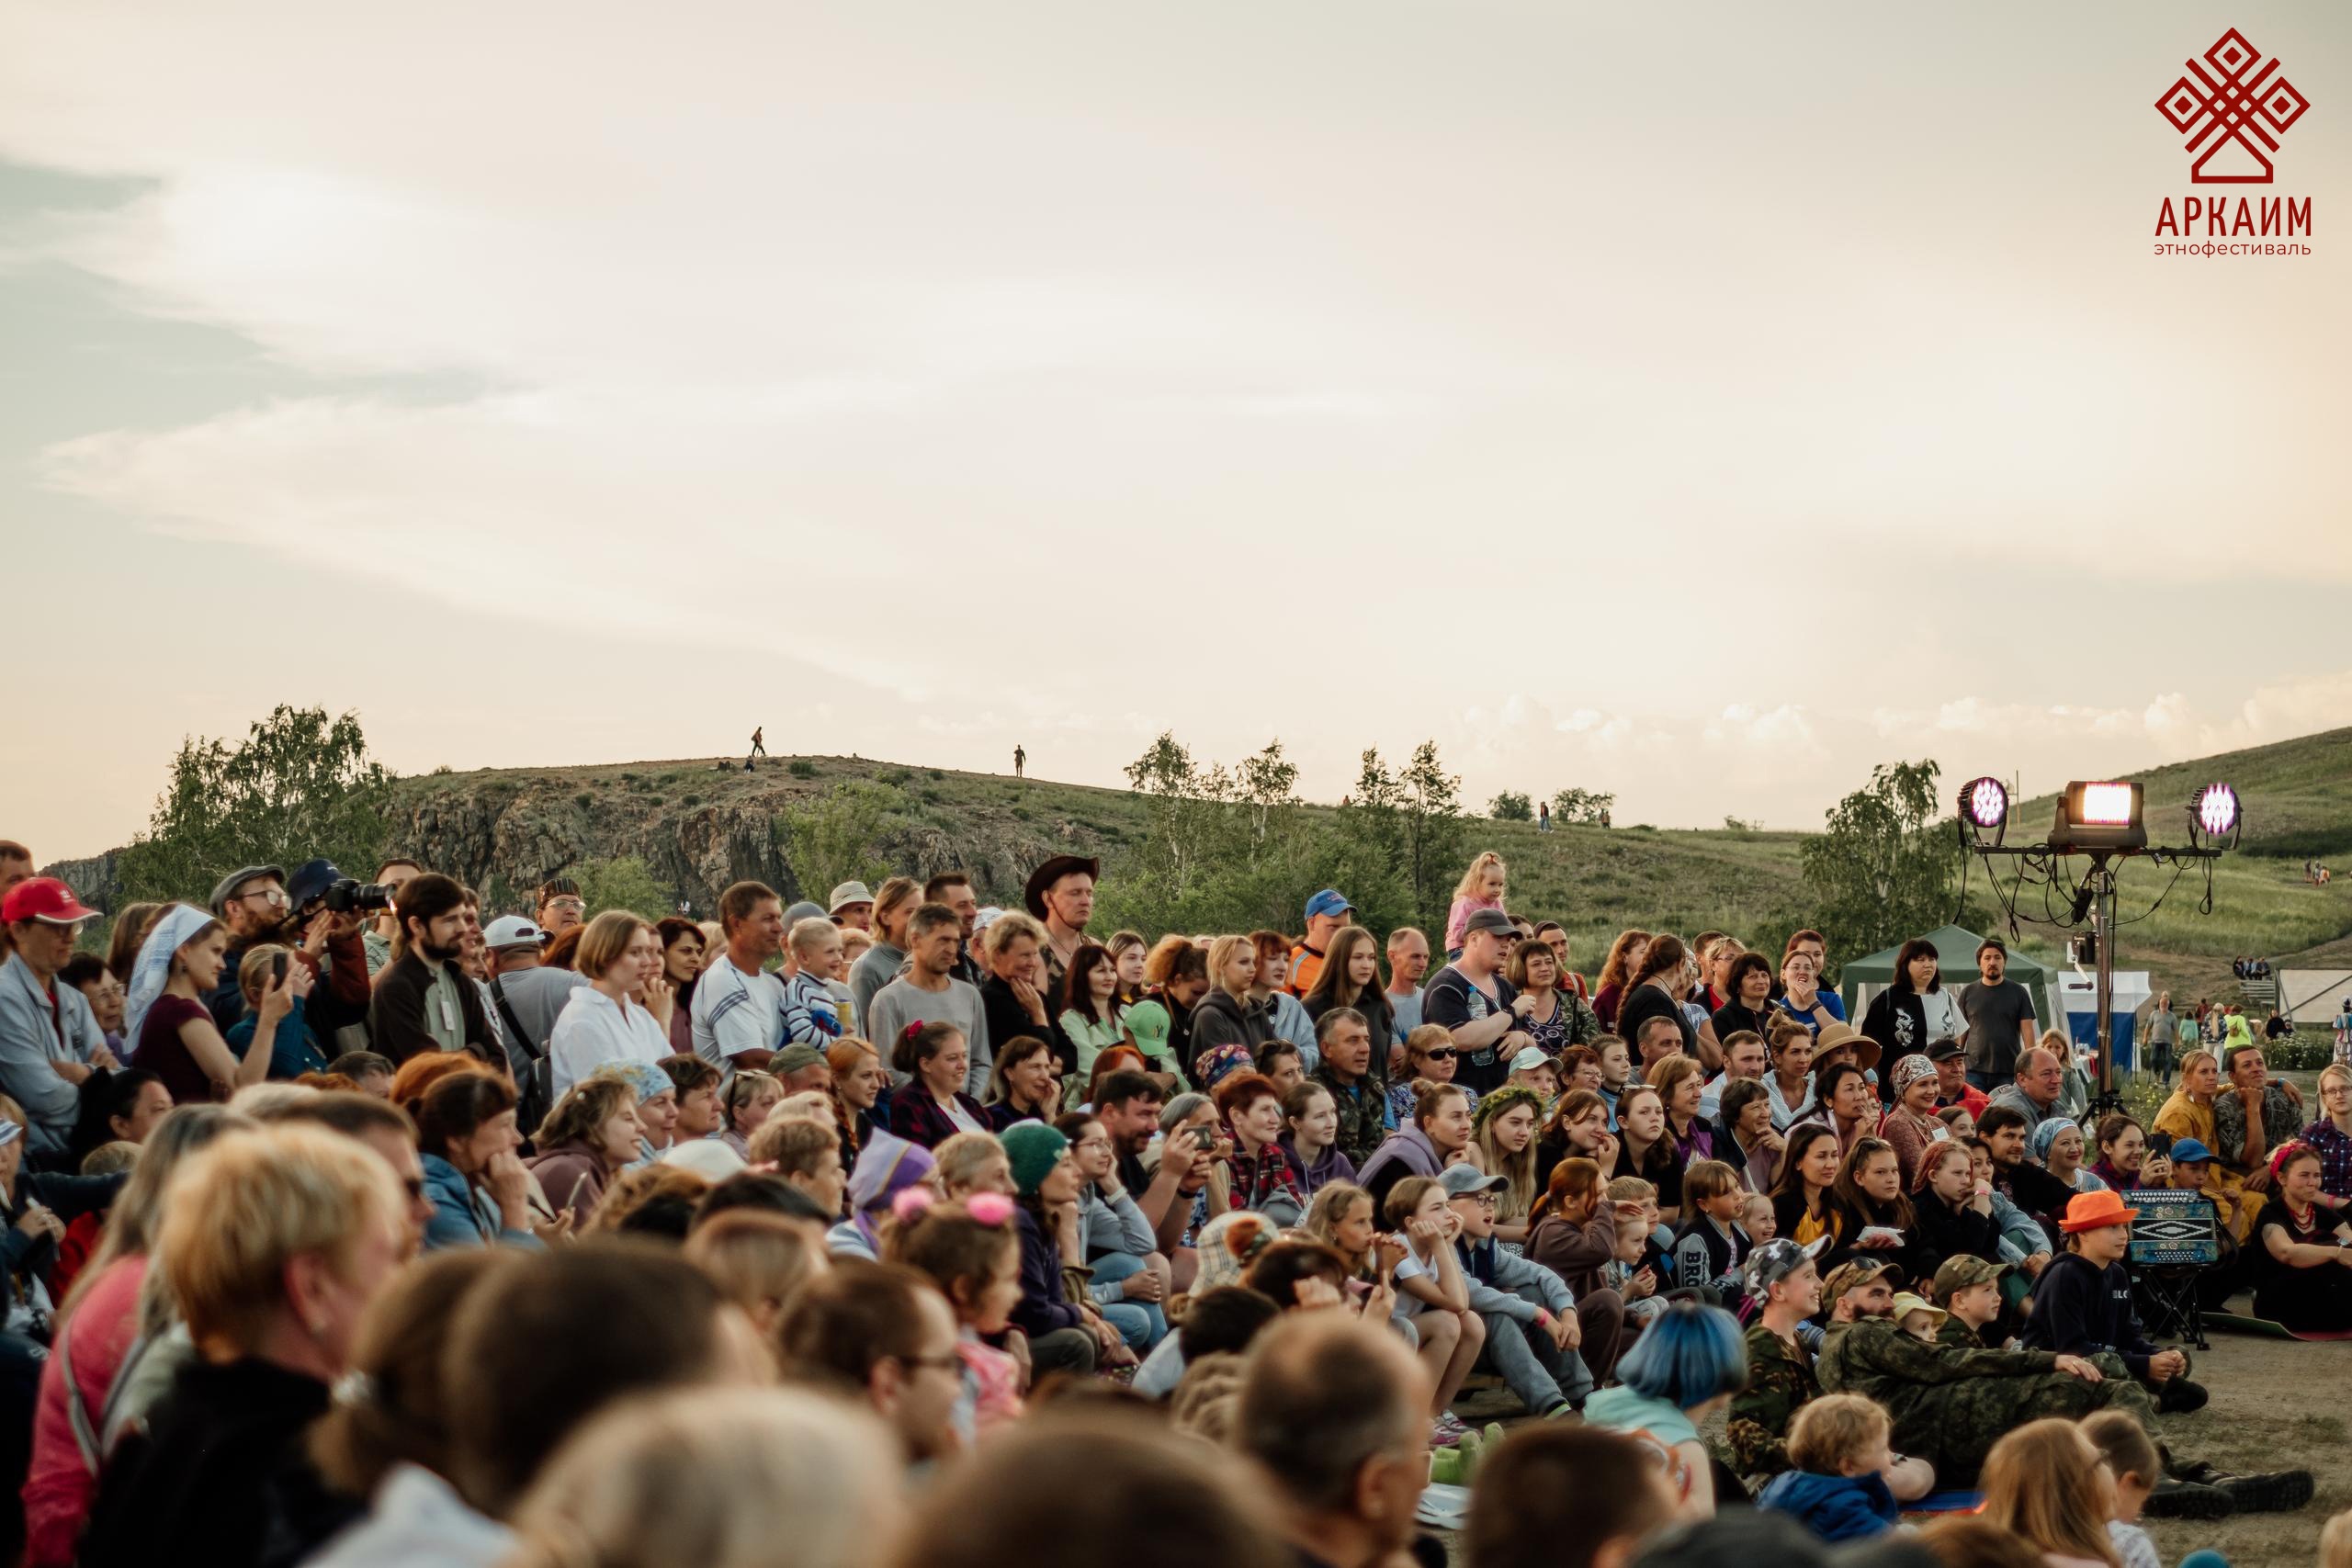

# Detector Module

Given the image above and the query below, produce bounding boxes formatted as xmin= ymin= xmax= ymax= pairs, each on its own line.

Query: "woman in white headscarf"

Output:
xmin=122 ymin=905 xmax=300 ymax=1107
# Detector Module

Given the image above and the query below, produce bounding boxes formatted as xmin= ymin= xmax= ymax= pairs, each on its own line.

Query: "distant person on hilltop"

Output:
xmin=749 ymin=726 xmax=767 ymax=766
xmin=1013 ymin=743 xmax=1025 ymax=780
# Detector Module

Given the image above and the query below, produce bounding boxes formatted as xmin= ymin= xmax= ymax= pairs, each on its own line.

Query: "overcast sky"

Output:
xmin=5 ymin=1 xmax=2348 ymax=859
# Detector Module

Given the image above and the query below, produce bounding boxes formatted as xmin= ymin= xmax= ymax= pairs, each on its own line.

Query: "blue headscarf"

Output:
xmin=121 ymin=903 xmax=218 ymax=1058
xmin=593 ymin=1059 xmax=674 ymax=1107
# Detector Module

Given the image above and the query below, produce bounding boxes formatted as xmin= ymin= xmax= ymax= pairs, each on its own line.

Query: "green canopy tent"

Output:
xmin=1838 ymin=924 xmax=2059 ymax=1051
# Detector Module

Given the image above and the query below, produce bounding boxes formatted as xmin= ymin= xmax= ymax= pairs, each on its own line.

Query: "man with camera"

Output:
xmin=287 ymin=859 xmax=388 ymax=1049
xmin=359 ymin=856 xmax=423 ymax=976
xmin=368 ymin=872 xmax=499 ymax=1065
xmin=204 ymin=862 xmax=376 ymax=1040
xmin=200 ymin=859 xmax=379 ymax=1058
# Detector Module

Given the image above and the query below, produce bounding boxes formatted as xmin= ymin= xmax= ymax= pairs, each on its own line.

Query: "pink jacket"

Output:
xmin=24 ymin=1256 xmax=147 ymax=1568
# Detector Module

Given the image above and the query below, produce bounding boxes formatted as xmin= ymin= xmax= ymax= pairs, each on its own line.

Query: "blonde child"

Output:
xmin=1740 ymin=1192 xmax=1778 ymax=1244
xmin=1889 ymin=1292 xmax=1944 ymax=1344
xmin=1758 ymin=1393 xmax=1899 ymax=1541
xmin=1443 ymin=852 xmax=1509 ymax=960
xmin=2083 ymin=1411 xmax=2161 ymax=1568
xmin=1604 ymin=1176 xmax=1665 ymax=1323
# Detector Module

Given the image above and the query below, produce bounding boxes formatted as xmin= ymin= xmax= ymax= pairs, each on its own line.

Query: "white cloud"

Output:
xmin=6 ymin=3 xmax=2352 ymax=852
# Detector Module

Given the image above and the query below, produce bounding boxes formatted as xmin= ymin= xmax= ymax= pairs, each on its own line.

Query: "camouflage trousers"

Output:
xmin=1876 ymin=1352 xmax=2158 ymax=1487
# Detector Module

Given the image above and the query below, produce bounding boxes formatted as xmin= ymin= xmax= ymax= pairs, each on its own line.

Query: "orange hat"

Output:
xmin=2059 ymin=1189 xmax=2140 ymax=1234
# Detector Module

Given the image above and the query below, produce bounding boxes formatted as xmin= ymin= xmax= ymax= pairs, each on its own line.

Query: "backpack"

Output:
xmin=491 ymin=976 xmax=554 ymax=1136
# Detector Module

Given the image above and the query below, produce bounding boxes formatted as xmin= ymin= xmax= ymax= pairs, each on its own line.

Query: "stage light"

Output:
xmin=2189 ymin=782 xmax=2242 ymax=850
xmin=1962 ymin=777 xmax=2007 ymax=829
xmin=1958 ymin=775 xmax=2008 ymax=847
xmin=2076 ymin=783 xmax=2136 ymax=826
xmin=2195 ymin=783 xmax=2240 ymax=837
xmin=2050 ymin=780 xmax=2146 ymax=852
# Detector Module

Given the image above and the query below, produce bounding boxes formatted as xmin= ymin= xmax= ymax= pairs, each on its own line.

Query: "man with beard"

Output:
xmin=202 ymin=865 xmax=288 ymax=1030
xmin=367 ymin=873 xmax=499 ymax=1065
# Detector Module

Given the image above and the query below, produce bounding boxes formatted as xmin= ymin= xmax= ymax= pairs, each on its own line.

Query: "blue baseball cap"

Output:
xmin=2168 ymin=1137 xmax=2213 ymax=1163
xmin=286 ymin=859 xmax=345 ymax=911
xmin=1305 ymin=888 xmax=1352 ymax=920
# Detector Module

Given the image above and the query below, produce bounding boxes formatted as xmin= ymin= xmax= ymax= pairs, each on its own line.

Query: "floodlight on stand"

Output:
xmin=2188 ymin=783 xmax=2242 ymax=850
xmin=2048 ymin=780 xmax=2145 ymax=852
xmin=1959 ymin=775 xmax=2008 ymax=846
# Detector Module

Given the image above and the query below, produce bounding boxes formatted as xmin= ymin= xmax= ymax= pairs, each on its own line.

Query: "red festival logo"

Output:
xmin=2155 ymin=28 xmax=2309 ymax=184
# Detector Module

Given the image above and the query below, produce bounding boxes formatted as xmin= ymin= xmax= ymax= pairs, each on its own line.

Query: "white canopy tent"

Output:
xmin=2278 ymin=968 xmax=2352 ymax=1027
xmin=2055 ymin=968 xmax=2152 ymax=1071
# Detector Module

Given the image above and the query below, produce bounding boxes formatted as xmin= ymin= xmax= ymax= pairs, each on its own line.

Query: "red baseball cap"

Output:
xmin=1 ymin=878 xmax=100 ymax=926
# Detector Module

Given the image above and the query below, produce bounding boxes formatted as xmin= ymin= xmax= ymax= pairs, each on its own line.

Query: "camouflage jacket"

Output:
xmin=1725 ymin=1322 xmax=1818 ymax=1480
xmin=1314 ymin=1066 xmax=1390 ymax=1169
xmin=1817 ymin=1319 xmax=2155 ymax=1485
xmin=1934 ymin=1318 xmax=1990 ymax=1350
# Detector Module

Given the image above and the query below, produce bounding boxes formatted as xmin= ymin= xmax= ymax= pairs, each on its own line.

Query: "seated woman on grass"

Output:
xmin=2253 ymin=1140 xmax=2352 ymax=1333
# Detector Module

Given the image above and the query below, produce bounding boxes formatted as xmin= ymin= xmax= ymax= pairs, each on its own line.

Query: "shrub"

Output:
xmin=788 ymin=760 xmax=818 ymax=779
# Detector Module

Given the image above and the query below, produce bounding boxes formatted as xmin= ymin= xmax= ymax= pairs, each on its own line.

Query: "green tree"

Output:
xmin=1552 ymin=786 xmax=1615 ymax=826
xmin=574 ymin=856 xmax=672 ymax=919
xmin=1489 ymin=790 xmax=1532 ymax=822
xmin=1799 ymin=759 xmax=1955 ymax=976
xmin=1097 ymin=734 xmax=1409 ymax=941
xmin=782 ymin=781 xmax=902 ymax=901
xmin=116 ymin=705 xmax=395 ymax=904
xmin=1399 ymin=741 xmax=1466 ymax=935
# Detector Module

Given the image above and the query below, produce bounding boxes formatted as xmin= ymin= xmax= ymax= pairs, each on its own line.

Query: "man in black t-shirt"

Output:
xmin=1420 ymin=908 xmax=1534 ymax=1096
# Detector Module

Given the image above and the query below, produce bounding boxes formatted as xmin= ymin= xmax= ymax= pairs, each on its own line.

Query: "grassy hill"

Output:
xmin=429 ymin=728 xmax=2352 ymax=1000
xmin=52 ymin=728 xmax=2352 ymax=1003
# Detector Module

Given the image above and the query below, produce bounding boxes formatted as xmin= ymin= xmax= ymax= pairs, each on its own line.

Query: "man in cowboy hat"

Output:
xmin=2022 ymin=1190 xmax=2206 ymax=1410
xmin=1023 ymin=854 xmax=1097 ymax=1006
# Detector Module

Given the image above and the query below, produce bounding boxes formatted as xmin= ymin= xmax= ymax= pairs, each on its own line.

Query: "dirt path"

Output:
xmin=2138 ymin=1327 xmax=2350 ymax=1568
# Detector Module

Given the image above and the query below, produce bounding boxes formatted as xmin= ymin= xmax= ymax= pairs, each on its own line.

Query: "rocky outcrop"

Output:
xmin=38 ymin=852 xmax=121 ymax=912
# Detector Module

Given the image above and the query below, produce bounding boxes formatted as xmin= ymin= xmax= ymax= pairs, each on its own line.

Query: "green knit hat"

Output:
xmin=1000 ymin=1121 xmax=1069 ymax=1198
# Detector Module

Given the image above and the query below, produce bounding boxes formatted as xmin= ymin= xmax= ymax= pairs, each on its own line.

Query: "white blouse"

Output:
xmin=548 ymin=987 xmax=671 ymax=1095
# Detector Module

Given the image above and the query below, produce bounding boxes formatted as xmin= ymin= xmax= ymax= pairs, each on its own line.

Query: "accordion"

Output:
xmin=2127 ymin=1189 xmax=2222 ymax=1267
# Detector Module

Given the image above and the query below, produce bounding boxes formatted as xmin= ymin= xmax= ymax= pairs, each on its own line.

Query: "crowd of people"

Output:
xmin=0 ymin=832 xmax=2346 ymax=1568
